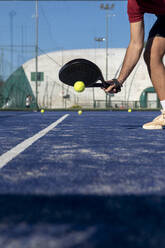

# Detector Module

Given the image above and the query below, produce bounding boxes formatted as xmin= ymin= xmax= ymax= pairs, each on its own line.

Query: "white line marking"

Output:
xmin=0 ymin=114 xmax=69 ymax=169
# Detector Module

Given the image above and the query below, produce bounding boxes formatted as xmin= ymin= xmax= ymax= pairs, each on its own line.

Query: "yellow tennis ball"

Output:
xmin=41 ymin=109 xmax=45 ymax=113
xmin=74 ymin=81 xmax=85 ymax=92
xmin=78 ymin=110 xmax=82 ymax=115
xmin=128 ymin=108 xmax=132 ymax=112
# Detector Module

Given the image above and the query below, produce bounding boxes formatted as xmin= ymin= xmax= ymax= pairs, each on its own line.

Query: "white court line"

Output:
xmin=0 ymin=114 xmax=69 ymax=169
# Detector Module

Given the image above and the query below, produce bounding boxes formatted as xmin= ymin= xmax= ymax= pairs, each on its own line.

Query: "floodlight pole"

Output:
xmin=106 ymin=14 xmax=109 ymax=82
xmin=94 ymin=37 xmax=105 ymax=48
xmin=100 ymin=3 xmax=115 ymax=108
xmin=35 ymin=0 xmax=39 ymax=110
xmin=94 ymin=37 xmax=105 ymax=108
xmin=9 ymin=10 xmax=16 ymax=74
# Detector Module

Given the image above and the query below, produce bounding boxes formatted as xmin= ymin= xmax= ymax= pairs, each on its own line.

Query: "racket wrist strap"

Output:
xmin=112 ymin=79 xmax=123 ymax=92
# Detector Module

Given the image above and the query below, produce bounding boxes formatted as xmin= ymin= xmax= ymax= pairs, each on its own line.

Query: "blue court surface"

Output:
xmin=0 ymin=110 xmax=165 ymax=248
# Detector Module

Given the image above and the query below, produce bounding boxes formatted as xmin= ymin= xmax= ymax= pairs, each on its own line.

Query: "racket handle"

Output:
xmin=86 ymin=80 xmax=122 ymax=93
xmin=87 ymin=83 xmax=103 ymax=87
xmin=86 ymin=82 xmax=110 ymax=88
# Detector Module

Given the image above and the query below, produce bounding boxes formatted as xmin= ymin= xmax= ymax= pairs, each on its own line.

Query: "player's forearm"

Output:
xmin=117 ymin=41 xmax=143 ymax=84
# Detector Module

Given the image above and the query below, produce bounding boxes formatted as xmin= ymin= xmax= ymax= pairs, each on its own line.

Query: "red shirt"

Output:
xmin=127 ymin=0 xmax=165 ymax=23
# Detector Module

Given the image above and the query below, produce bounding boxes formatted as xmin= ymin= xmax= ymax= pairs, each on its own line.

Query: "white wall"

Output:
xmin=22 ymin=48 xmax=153 ymax=108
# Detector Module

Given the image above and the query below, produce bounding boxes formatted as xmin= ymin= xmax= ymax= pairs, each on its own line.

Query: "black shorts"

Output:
xmin=148 ymin=15 xmax=165 ymax=39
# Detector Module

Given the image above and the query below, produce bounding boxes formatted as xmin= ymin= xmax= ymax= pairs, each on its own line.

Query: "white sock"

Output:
xmin=160 ymin=100 xmax=165 ymax=110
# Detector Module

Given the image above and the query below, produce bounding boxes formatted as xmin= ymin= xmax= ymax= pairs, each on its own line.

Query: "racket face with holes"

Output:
xmin=59 ymin=58 xmax=105 ymax=87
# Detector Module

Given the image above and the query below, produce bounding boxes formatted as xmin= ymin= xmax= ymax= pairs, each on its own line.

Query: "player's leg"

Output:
xmin=144 ymin=37 xmax=165 ymax=101
xmin=143 ymin=16 xmax=165 ymax=129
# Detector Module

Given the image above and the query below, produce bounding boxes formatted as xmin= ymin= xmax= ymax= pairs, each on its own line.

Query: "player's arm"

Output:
xmin=105 ymin=20 xmax=144 ymax=93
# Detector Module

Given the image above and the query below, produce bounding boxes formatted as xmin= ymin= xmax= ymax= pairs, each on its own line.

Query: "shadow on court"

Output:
xmin=0 ymin=194 xmax=165 ymax=248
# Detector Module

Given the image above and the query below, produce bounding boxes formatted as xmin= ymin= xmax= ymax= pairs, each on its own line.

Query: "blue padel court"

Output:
xmin=0 ymin=110 xmax=165 ymax=248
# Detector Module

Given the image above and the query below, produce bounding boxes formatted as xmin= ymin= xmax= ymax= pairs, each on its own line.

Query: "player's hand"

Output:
xmin=103 ymin=80 xmax=117 ymax=93
xmin=102 ymin=79 xmax=123 ymax=94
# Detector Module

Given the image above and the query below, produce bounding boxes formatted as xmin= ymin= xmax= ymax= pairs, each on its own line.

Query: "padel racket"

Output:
xmin=59 ymin=58 xmax=122 ymax=91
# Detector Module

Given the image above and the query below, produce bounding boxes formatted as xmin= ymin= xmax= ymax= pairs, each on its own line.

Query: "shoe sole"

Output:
xmin=142 ymin=125 xmax=163 ymax=130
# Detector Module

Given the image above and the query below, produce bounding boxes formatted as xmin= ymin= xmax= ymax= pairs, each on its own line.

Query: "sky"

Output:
xmin=0 ymin=0 xmax=156 ymax=77
xmin=0 ymin=1 xmax=157 ymax=50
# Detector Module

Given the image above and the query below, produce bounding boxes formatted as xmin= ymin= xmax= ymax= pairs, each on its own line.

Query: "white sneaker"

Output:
xmin=142 ymin=110 xmax=165 ymax=130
